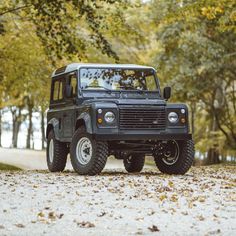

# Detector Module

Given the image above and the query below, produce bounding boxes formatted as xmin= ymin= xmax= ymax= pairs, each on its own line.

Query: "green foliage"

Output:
xmin=0 ymin=162 xmax=21 ymax=170
xmin=0 ymin=19 xmax=51 ymax=109
xmin=0 ymin=0 xmax=235 ymax=156
xmin=148 ymin=0 xmax=236 ymax=151
xmin=0 ymin=0 xmax=133 ymax=62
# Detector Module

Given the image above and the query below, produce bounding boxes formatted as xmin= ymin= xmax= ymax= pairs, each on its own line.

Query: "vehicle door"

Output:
xmin=62 ymin=71 xmax=78 ymax=138
xmin=50 ymin=76 xmax=65 ymax=140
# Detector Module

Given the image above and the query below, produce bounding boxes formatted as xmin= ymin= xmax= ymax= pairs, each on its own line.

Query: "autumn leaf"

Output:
xmin=148 ymin=225 xmax=160 ymax=232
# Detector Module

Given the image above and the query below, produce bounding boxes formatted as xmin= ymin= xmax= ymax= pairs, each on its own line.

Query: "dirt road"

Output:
xmin=0 ymin=148 xmax=235 ymax=235
xmin=0 ymin=147 xmax=127 ymax=170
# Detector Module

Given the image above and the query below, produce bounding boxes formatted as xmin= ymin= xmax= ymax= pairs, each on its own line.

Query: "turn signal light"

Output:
xmin=181 ymin=118 xmax=186 ymax=123
xmin=98 ymin=118 xmax=103 ymax=124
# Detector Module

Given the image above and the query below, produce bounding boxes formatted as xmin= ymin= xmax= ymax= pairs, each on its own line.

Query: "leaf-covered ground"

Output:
xmin=0 ymin=166 xmax=235 ymax=235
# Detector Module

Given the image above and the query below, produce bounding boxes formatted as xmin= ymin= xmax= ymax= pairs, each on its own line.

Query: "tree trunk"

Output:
xmin=11 ymin=107 xmax=23 ymax=148
xmin=11 ymin=108 xmax=17 ymax=148
xmin=221 ymin=152 xmax=226 ymax=163
xmin=205 ymin=115 xmax=220 ymax=165
xmin=14 ymin=121 xmax=21 ymax=148
xmin=0 ymin=109 xmax=2 ymax=147
xmin=41 ymin=110 xmax=45 ymax=150
xmin=206 ymin=147 xmax=220 ymax=165
xmin=26 ymin=104 xmax=33 ymax=149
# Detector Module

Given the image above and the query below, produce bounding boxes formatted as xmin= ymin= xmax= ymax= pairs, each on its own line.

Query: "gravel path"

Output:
xmin=0 ymin=166 xmax=235 ymax=236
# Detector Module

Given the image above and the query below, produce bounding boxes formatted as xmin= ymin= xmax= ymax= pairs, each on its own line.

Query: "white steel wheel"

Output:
xmin=49 ymin=139 xmax=54 ymax=163
xmin=76 ymin=137 xmax=93 ymax=165
xmin=70 ymin=127 xmax=109 ymax=175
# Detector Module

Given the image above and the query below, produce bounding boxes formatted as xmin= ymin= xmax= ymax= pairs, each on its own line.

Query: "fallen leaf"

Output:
xmin=148 ymin=225 xmax=160 ymax=232
xmin=97 ymin=211 xmax=106 ymax=217
xmin=147 ymin=210 xmax=155 ymax=216
xmin=170 ymin=194 xmax=178 ymax=202
xmin=77 ymin=221 xmax=95 ymax=228
xmin=37 ymin=212 xmax=45 ymax=218
xmin=57 ymin=213 xmax=64 ymax=219
xmin=198 ymin=215 xmax=205 ymax=221
xmin=159 ymin=194 xmax=167 ymax=201
xmin=181 ymin=211 xmax=188 ymax=216
xmin=15 ymin=223 xmax=25 ymax=228
xmin=48 ymin=212 xmax=56 ymax=220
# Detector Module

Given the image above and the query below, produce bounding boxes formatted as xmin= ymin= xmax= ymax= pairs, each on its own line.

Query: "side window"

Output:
xmin=58 ymin=81 xmax=63 ymax=100
xmin=53 ymin=81 xmax=59 ymax=100
xmin=52 ymin=79 xmax=64 ymax=101
xmin=68 ymin=73 xmax=77 ymax=97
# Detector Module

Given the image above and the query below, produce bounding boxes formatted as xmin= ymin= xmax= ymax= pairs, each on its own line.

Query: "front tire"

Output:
xmin=154 ymin=139 xmax=194 ymax=175
xmin=70 ymin=127 xmax=108 ymax=175
xmin=123 ymin=154 xmax=145 ymax=173
xmin=46 ymin=130 xmax=68 ymax=172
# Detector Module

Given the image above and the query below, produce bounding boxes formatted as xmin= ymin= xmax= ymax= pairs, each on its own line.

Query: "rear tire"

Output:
xmin=154 ymin=139 xmax=194 ymax=175
xmin=46 ymin=130 xmax=68 ymax=172
xmin=123 ymin=154 xmax=145 ymax=173
xmin=70 ymin=126 xmax=108 ymax=175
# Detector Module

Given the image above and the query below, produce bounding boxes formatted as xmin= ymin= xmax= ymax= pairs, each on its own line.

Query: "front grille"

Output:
xmin=119 ymin=106 xmax=166 ymax=130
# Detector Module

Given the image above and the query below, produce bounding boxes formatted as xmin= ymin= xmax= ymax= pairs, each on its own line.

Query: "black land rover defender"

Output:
xmin=46 ymin=63 xmax=194 ymax=175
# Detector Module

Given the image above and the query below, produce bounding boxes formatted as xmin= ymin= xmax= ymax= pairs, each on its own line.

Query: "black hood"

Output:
xmin=83 ymin=98 xmax=166 ymax=106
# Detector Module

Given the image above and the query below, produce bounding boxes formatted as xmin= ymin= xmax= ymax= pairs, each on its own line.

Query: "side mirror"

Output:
xmin=163 ymin=86 xmax=171 ymax=100
xmin=65 ymin=84 xmax=73 ymax=98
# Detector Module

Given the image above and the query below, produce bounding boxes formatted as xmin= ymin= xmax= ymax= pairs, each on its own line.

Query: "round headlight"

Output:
xmin=104 ymin=111 xmax=115 ymax=123
xmin=168 ymin=112 xmax=179 ymax=123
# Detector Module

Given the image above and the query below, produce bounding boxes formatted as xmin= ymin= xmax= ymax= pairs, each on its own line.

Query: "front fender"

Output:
xmin=77 ymin=112 xmax=93 ymax=134
xmin=46 ymin=118 xmax=60 ymax=140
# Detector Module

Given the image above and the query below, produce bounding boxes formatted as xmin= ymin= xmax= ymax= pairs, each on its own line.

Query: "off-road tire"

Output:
xmin=154 ymin=139 xmax=194 ymax=175
xmin=123 ymin=154 xmax=145 ymax=173
xmin=46 ymin=130 xmax=68 ymax=172
xmin=70 ymin=126 xmax=108 ymax=175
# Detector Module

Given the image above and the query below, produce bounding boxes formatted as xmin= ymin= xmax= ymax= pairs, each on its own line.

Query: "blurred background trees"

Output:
xmin=0 ymin=0 xmax=235 ymax=163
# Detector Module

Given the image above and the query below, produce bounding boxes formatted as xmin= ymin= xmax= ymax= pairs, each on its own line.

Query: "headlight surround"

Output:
xmin=168 ymin=112 xmax=179 ymax=123
xmin=104 ymin=111 xmax=115 ymax=123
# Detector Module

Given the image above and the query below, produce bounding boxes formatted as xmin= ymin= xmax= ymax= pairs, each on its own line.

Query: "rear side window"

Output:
xmin=52 ymin=80 xmax=64 ymax=101
xmin=68 ymin=73 xmax=77 ymax=97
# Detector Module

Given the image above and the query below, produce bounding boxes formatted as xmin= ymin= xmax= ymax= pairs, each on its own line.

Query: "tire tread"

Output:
xmin=47 ymin=130 xmax=68 ymax=172
xmin=70 ymin=127 xmax=108 ymax=175
xmin=154 ymin=139 xmax=195 ymax=175
xmin=124 ymin=154 xmax=145 ymax=173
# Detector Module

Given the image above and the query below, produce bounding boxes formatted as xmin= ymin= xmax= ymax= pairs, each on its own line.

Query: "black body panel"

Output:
xmin=46 ymin=66 xmax=192 ymax=145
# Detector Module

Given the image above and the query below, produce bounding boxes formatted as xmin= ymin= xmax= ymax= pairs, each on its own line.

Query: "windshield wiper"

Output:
xmin=85 ymin=85 xmax=112 ymax=92
xmin=119 ymin=86 xmax=145 ymax=93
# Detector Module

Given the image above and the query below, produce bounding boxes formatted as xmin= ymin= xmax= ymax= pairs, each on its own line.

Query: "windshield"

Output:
xmin=80 ymin=68 xmax=158 ymax=92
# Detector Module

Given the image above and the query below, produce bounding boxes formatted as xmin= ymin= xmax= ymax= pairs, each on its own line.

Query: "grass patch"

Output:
xmin=0 ymin=163 xmax=22 ymax=171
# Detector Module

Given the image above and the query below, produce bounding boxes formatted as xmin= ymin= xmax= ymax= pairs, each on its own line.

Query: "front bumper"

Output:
xmin=93 ymin=128 xmax=192 ymax=141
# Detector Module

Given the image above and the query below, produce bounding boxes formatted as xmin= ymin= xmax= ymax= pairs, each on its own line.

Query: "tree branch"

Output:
xmin=0 ymin=5 xmax=31 ymax=16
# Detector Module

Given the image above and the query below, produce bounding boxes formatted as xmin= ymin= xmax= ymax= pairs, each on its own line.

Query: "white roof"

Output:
xmin=52 ymin=63 xmax=156 ymax=77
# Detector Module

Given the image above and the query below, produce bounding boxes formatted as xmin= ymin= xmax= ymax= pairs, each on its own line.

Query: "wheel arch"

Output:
xmin=46 ymin=118 xmax=60 ymax=140
xmin=75 ymin=112 xmax=92 ymax=134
